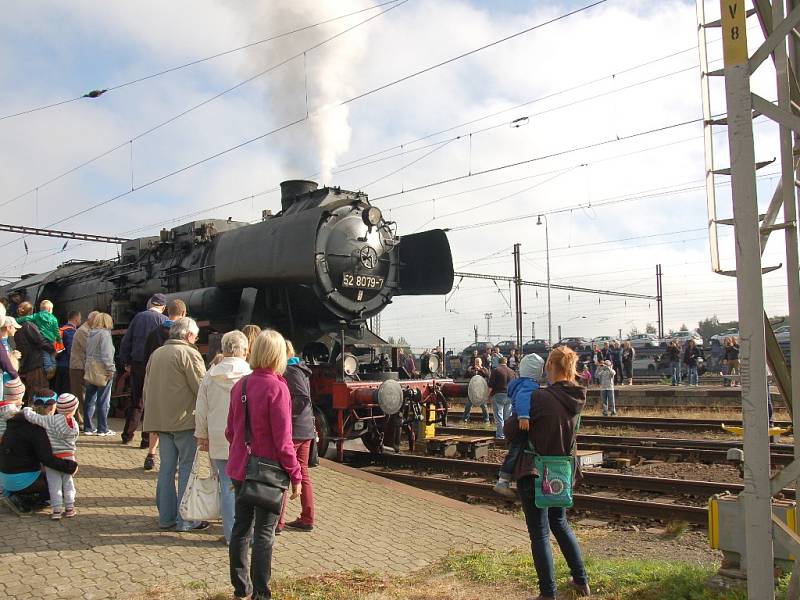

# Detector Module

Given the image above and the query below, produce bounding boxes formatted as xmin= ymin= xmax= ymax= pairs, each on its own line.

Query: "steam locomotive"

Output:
xmin=1 ymin=180 xmax=473 ymax=459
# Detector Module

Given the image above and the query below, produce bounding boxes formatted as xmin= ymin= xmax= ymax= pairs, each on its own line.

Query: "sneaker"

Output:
xmin=143 ymin=454 xmax=156 ymax=471
xmin=64 ymin=507 xmax=76 ymax=518
xmin=83 ymin=430 xmax=97 ymax=436
xmin=286 ymin=520 xmax=314 ymax=531
xmin=120 ymin=436 xmax=131 ymax=445
xmin=51 ymin=511 xmax=62 ymax=521
xmin=275 ymin=526 xmax=283 ymax=536
xmin=1 ymin=495 xmax=32 ymax=517
xmin=493 ymin=480 xmax=516 ymax=499
xmin=191 ymin=521 xmax=210 ymax=531
xmin=139 ymin=439 xmax=149 ymax=449
xmin=568 ymin=578 xmax=591 ymax=597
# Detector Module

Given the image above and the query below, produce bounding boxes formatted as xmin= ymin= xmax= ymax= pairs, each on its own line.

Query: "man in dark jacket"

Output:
xmin=120 ymin=294 xmax=167 ymax=445
xmin=139 ymin=299 xmax=186 ymax=469
xmin=278 ymin=346 xmax=316 ymax=532
xmin=0 ymin=411 xmax=78 ymax=515
xmin=488 ymin=357 xmax=516 ymax=439
xmin=53 ymin=311 xmax=81 ymax=396
xmin=14 ymin=301 xmax=55 ymax=404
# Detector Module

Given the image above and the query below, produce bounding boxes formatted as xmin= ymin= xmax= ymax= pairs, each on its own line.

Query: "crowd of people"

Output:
xmin=0 ymin=294 xmax=314 ymax=599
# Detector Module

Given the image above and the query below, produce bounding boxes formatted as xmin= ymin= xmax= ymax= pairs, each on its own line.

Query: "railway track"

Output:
xmin=346 ymin=451 xmax=715 ymax=525
xmin=460 ymin=414 xmax=792 ymax=432
xmin=435 ymin=427 xmax=794 ymax=465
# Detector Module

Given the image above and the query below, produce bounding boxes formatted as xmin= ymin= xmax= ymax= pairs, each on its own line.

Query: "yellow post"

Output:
xmin=424 ymin=402 xmax=437 ymax=439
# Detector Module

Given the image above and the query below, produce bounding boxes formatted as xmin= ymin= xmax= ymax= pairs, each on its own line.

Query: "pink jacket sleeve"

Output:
xmin=270 ymin=383 xmax=302 ymax=484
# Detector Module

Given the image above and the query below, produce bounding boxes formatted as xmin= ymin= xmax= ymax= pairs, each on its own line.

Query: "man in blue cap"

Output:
xmin=120 ymin=294 xmax=167 ymax=446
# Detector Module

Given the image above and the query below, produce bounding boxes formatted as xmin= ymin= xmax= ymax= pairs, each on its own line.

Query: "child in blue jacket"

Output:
xmin=493 ymin=353 xmax=544 ymax=497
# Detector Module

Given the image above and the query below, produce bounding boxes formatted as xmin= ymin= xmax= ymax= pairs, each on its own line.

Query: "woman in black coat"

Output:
xmin=276 ymin=341 xmax=316 ymax=533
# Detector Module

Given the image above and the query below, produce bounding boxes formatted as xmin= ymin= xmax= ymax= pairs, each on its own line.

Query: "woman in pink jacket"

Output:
xmin=225 ymin=329 xmax=301 ymax=600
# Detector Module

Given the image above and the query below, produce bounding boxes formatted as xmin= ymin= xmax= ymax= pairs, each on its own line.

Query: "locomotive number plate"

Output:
xmin=342 ymin=273 xmax=384 ymax=290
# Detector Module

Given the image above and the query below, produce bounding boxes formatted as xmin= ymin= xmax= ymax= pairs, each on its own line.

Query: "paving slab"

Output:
xmin=0 ymin=420 xmax=529 ymax=599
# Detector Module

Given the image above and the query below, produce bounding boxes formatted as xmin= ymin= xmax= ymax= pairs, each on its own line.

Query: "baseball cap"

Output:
xmin=149 ymin=293 xmax=167 ymax=307
xmin=3 ymin=316 xmax=21 ymax=329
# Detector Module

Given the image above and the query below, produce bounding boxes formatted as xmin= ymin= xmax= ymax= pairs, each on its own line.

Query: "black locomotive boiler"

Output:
xmin=2 ymin=180 xmax=454 ymax=348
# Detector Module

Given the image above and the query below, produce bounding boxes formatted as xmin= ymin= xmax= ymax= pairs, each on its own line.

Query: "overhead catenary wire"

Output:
xmin=0 ymin=0 xmax=406 ymax=124
xmin=0 ymin=0 xmax=611 ymax=250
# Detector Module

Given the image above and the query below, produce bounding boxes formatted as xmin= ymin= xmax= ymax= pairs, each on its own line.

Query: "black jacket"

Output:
xmin=506 ymin=381 xmax=585 ymax=480
xmin=0 ymin=414 xmax=78 ymax=475
xmin=14 ymin=321 xmax=55 ymax=374
xmin=684 ymin=346 xmax=701 ymax=367
xmin=724 ymin=345 xmax=740 ymax=361
xmin=143 ymin=324 xmax=171 ymax=366
xmin=284 ymin=360 xmax=315 ymax=441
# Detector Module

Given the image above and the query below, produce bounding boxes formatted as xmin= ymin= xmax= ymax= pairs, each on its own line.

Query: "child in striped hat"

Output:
xmin=0 ymin=377 xmax=25 ymax=441
xmin=22 ymin=390 xmax=80 ymax=519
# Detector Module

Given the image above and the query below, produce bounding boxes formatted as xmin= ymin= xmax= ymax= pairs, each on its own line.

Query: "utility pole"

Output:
xmin=531 ymin=321 xmax=535 ymax=339
xmin=484 ymin=312 xmax=493 ymax=341
xmin=513 ymin=244 xmax=523 ymax=349
xmin=557 ymin=324 xmax=562 ymax=342
xmin=473 ymin=325 xmax=478 ymax=344
xmin=656 ymin=264 xmax=664 ymax=339
xmin=537 ymin=215 xmax=552 ymax=346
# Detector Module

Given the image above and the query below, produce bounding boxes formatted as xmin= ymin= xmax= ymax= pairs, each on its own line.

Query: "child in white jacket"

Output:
xmin=22 ymin=391 xmax=80 ymax=519
xmin=595 ymin=360 xmax=617 ymax=416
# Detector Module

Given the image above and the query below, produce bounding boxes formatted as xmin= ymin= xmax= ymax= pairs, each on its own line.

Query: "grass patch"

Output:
xmin=134 ymin=550 xmax=790 ymax=599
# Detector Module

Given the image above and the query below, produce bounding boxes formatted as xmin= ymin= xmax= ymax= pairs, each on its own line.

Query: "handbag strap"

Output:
xmin=241 ymin=374 xmax=253 ymax=450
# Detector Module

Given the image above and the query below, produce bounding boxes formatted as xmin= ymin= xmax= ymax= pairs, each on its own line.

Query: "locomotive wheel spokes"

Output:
xmin=361 ymin=426 xmax=385 ymax=454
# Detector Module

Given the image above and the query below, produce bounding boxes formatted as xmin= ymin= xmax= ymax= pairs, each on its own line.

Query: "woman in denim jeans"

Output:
xmin=83 ymin=313 xmax=116 ymax=435
xmin=511 ymin=346 xmax=590 ymax=599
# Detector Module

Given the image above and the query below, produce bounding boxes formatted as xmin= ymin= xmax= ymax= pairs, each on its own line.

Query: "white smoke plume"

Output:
xmin=243 ymin=1 xmax=370 ymax=184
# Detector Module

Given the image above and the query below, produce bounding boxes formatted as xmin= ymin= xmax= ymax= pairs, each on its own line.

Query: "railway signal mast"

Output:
xmin=698 ymin=0 xmax=800 ymax=597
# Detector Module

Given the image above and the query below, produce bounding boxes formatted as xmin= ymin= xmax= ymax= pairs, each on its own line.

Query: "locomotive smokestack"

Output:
xmin=280 ymin=180 xmax=318 ymax=212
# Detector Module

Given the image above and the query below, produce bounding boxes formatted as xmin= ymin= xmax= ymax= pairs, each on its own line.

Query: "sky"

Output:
xmin=0 ymin=0 xmax=794 ymax=352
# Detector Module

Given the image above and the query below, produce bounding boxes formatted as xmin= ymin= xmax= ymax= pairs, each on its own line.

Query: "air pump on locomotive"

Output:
xmin=1 ymin=180 xmax=479 ymax=460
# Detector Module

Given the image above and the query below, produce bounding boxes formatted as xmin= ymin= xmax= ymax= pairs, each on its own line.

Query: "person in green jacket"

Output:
xmin=17 ymin=300 xmax=62 ymax=379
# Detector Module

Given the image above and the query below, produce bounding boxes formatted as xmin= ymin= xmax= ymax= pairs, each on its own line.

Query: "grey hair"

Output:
xmin=169 ymin=317 xmax=199 ymax=340
xmin=221 ymin=330 xmax=248 ymax=357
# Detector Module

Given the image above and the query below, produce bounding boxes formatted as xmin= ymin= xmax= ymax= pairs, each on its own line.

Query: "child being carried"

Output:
xmin=22 ymin=390 xmax=79 ymax=520
xmin=493 ymin=353 xmax=544 ymax=498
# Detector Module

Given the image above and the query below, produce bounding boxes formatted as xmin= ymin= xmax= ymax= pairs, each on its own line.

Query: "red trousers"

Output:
xmin=278 ymin=439 xmax=315 ymax=527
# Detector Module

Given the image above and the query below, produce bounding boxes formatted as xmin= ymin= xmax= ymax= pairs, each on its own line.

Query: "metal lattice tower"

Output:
xmin=697 ymin=1 xmax=800 ymax=597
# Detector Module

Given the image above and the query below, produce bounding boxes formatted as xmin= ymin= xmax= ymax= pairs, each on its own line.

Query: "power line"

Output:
xmin=0 ymin=0 xmax=405 ymax=123
xmin=0 ymin=0 xmax=407 ymax=211
xmin=0 ymin=0 xmax=609 ymax=244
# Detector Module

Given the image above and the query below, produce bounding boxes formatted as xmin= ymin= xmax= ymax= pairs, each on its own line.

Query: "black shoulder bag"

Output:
xmin=236 ymin=375 xmax=290 ymax=513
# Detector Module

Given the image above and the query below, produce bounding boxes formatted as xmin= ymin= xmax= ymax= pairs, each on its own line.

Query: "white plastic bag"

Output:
xmin=179 ymin=450 xmax=220 ymax=522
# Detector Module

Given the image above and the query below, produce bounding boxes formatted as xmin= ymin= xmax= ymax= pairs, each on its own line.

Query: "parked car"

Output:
xmin=495 ymin=340 xmax=519 ymax=356
xmin=555 ymin=337 xmax=592 ymax=352
xmin=522 ymin=338 xmax=551 ymax=355
xmin=710 ymin=328 xmax=739 ymax=343
xmin=628 ymin=333 xmax=660 ymax=349
xmin=669 ymin=331 xmax=704 ymax=347
xmin=591 ymin=335 xmax=617 ymax=345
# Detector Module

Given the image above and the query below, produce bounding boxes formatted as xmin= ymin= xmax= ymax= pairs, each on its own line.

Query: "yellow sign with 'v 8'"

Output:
xmin=720 ymin=0 xmax=748 ymax=66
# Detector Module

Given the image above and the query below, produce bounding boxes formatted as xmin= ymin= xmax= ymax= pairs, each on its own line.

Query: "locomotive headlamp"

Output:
xmin=426 ymin=353 xmax=440 ymax=375
xmin=362 ymin=206 xmax=382 ymax=228
xmin=342 ymin=353 xmax=360 ymax=377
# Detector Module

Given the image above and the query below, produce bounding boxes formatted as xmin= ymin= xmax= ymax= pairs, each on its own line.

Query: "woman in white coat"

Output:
xmin=195 ymin=330 xmax=251 ymax=544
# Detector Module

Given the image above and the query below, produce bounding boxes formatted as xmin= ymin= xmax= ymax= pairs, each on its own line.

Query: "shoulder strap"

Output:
xmin=241 ymin=375 xmax=252 ymax=448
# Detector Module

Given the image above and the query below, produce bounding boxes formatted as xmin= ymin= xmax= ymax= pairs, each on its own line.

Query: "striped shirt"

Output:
xmin=21 ymin=408 xmax=79 ymax=459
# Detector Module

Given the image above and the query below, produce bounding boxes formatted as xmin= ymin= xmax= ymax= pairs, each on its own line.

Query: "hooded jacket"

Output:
xmin=507 ymin=377 xmax=539 ymax=420
xmin=506 ymin=381 xmax=585 ymax=481
xmin=69 ymin=322 xmax=92 ymax=370
xmin=283 ymin=358 xmax=314 ymax=441
xmin=85 ymin=328 xmax=115 ymax=373
xmin=194 ymin=356 xmax=251 ymax=460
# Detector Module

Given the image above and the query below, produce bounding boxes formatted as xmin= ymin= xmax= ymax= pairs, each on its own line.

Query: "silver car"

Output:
xmin=628 ymin=333 xmax=660 ymax=349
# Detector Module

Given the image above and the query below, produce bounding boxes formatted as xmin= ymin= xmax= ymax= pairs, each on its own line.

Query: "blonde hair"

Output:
xmin=285 ymin=340 xmax=295 ymax=359
xmin=40 ymin=299 xmax=53 ymax=312
xmin=546 ymin=345 xmax=579 ymax=382
xmin=93 ymin=313 xmax=114 ymax=330
xmin=86 ymin=310 xmax=99 ymax=328
xmin=249 ymin=329 xmax=288 ymax=374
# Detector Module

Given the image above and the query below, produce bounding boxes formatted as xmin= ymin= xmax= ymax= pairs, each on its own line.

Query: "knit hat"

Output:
xmin=519 ymin=353 xmax=544 ymax=379
xmin=57 ymin=393 xmax=79 ymax=414
xmin=3 ymin=377 xmax=24 ymax=405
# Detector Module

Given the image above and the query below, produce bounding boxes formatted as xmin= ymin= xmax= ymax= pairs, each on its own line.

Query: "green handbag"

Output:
xmin=524 ymin=416 xmax=581 ymax=509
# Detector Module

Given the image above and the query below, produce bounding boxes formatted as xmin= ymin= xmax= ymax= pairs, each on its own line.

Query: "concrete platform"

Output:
xmin=0 ymin=420 xmax=529 ymax=599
